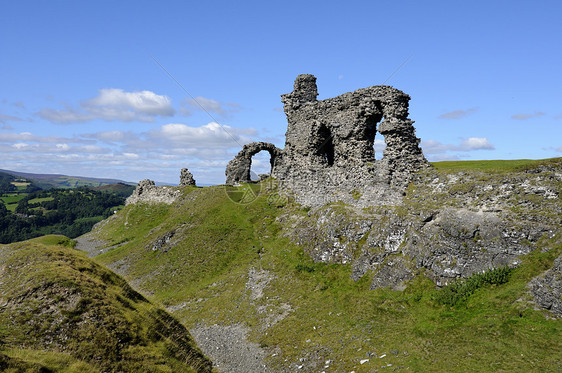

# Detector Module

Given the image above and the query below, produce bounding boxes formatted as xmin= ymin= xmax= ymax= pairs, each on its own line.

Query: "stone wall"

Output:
xmin=125 ymin=179 xmax=180 ymax=205
xmin=225 ymin=74 xmax=429 ymax=207
xmin=180 ymin=168 xmax=196 ymax=187
xmin=225 ymin=142 xmax=282 ymax=185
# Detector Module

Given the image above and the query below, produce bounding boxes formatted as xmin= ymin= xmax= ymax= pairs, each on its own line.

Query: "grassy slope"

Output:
xmin=0 ymin=169 xmax=134 ymax=189
xmin=431 ymin=157 xmax=562 ymax=172
xmin=89 ymin=161 xmax=562 ymax=372
xmin=0 ymin=235 xmax=212 ymax=372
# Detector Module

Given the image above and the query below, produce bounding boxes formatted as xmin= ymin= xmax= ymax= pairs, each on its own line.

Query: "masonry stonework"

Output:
xmin=225 ymin=74 xmax=429 ymax=206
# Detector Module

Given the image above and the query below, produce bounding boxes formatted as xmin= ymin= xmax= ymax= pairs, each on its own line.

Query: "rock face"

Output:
xmin=528 ymin=255 xmax=562 ymax=317
xmin=225 ymin=74 xmax=429 ymax=206
xmin=125 ymin=179 xmax=180 ymax=205
xmin=180 ymin=168 xmax=196 ymax=187
xmin=286 ymin=163 xmax=562 ymax=292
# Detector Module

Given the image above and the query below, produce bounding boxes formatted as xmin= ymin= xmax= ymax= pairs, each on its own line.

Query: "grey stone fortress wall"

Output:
xmin=225 ymin=74 xmax=429 ymax=207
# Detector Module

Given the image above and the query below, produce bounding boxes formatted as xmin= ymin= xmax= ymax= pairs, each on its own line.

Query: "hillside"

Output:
xmin=90 ymin=182 xmax=136 ymax=197
xmin=79 ymin=158 xmax=562 ymax=372
xmin=0 ymin=187 xmax=131 ymax=244
xmin=0 ymin=235 xmax=212 ymax=372
xmin=0 ymin=169 xmax=134 ymax=189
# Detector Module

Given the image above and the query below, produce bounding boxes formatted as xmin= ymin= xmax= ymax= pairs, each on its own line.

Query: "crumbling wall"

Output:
xmin=179 ymin=168 xmax=196 ymax=187
xmin=225 ymin=74 xmax=429 ymax=207
xmin=225 ymin=142 xmax=282 ymax=185
xmin=125 ymin=179 xmax=180 ymax=205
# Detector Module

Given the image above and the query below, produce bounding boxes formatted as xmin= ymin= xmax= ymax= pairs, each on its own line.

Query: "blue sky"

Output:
xmin=1 ymin=1 xmax=561 ymax=184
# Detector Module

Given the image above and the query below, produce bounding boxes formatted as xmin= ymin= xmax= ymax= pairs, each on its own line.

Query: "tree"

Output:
xmin=0 ymin=202 xmax=7 ymax=218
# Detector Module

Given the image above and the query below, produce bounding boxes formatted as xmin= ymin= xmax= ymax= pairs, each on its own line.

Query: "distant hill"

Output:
xmin=0 ymin=169 xmax=134 ymax=189
xmin=89 ymin=182 xmax=136 ymax=197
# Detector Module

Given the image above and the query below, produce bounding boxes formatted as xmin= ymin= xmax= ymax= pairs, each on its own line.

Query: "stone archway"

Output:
xmin=225 ymin=142 xmax=282 ymax=185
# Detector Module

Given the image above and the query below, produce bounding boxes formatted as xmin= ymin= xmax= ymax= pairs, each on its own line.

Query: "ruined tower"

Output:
xmin=225 ymin=74 xmax=429 ymax=206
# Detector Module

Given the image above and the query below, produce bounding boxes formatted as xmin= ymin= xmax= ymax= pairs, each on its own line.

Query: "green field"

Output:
xmin=74 ymin=216 xmax=105 ymax=224
xmin=28 ymin=196 xmax=54 ymax=204
xmin=431 ymin=157 xmax=562 ymax=172
xmin=1 ymin=193 xmax=27 ymax=212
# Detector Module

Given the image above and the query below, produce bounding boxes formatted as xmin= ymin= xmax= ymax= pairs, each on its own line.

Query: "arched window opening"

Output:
xmin=318 ymin=124 xmax=335 ymax=166
xmin=249 ymin=150 xmax=274 ymax=181
xmin=365 ymin=113 xmax=383 ymax=161
xmin=374 ymin=133 xmax=386 ymax=160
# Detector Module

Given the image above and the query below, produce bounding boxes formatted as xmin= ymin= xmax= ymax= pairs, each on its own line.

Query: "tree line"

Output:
xmin=0 ymin=187 xmax=126 ymax=244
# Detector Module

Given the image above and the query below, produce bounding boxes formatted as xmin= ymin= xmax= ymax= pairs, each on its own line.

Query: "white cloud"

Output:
xmin=373 ymin=138 xmax=386 ymax=153
xmin=83 ymin=130 xmax=132 ymax=142
xmin=37 ymin=107 xmax=94 ymax=123
xmin=0 ymin=131 xmax=91 ymax=144
xmin=86 ymin=89 xmax=174 ymax=116
xmin=429 ymin=154 xmax=462 ymax=161
xmin=420 ymin=139 xmax=459 ymax=154
xmin=421 ymin=137 xmax=495 ymax=156
xmin=0 ymin=122 xmax=260 ymax=185
xmin=37 ymin=89 xmax=175 ymax=123
xmin=511 ymin=111 xmax=545 ymax=120
xmin=0 ymin=113 xmax=24 ymax=123
xmin=74 ymin=145 xmax=108 ymax=154
xmin=556 ymin=146 xmax=562 ymax=153
xmin=181 ymin=96 xmax=240 ymax=117
xmin=438 ymin=107 xmax=478 ymax=120
xmin=123 ymin=153 xmax=140 ymax=159
xmin=150 ymin=122 xmax=256 ymax=148
xmin=460 ymin=137 xmax=495 ymax=150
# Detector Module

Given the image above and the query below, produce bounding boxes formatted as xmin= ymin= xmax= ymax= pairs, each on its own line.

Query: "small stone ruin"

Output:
xmin=180 ymin=168 xmax=196 ymax=187
xmin=225 ymin=142 xmax=281 ymax=185
xmin=225 ymin=74 xmax=429 ymax=207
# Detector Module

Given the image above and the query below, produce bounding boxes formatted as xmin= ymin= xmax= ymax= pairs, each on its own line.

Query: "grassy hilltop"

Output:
xmin=79 ymin=158 xmax=562 ymax=372
xmin=0 ymin=236 xmax=212 ymax=372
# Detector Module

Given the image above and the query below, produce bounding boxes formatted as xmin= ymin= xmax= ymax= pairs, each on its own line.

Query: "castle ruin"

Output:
xmin=225 ymin=74 xmax=429 ymax=206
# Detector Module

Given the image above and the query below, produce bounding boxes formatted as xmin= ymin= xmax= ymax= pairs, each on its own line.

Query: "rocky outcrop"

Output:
xmin=225 ymin=74 xmax=429 ymax=207
xmin=125 ymin=179 xmax=180 ymax=205
xmin=225 ymin=142 xmax=282 ymax=185
xmin=180 ymin=168 xmax=196 ymax=187
xmin=528 ymin=255 xmax=562 ymax=317
xmin=285 ymin=162 xmax=562 ymax=289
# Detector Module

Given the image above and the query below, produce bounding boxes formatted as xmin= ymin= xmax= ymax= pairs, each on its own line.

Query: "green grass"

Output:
xmin=53 ymin=176 xmax=105 ymax=188
xmin=74 ymin=215 xmax=105 ymax=224
xmin=2 ymin=349 xmax=96 ymax=372
xmin=28 ymin=196 xmax=54 ymax=204
xmin=0 ymin=194 xmax=26 ymax=204
xmin=0 ymin=236 xmax=213 ymax=372
xmin=87 ymin=181 xmax=562 ymax=372
xmin=434 ymin=266 xmax=512 ymax=306
xmin=431 ymin=157 xmax=562 ymax=172
xmin=4 ymin=204 xmax=17 ymax=212
xmin=1 ymin=194 xmax=28 ymax=212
